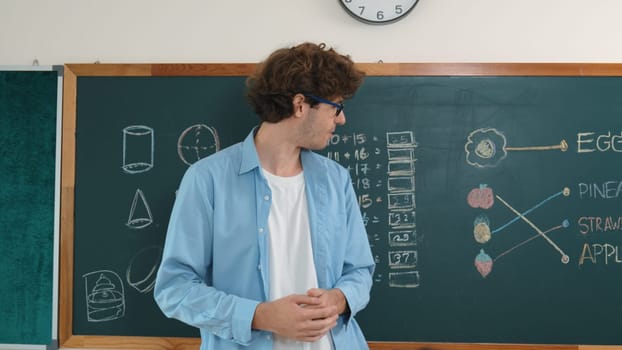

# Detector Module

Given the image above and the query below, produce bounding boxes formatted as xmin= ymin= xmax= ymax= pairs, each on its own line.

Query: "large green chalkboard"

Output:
xmin=64 ymin=64 xmax=622 ymax=348
xmin=0 ymin=68 xmax=58 ymax=346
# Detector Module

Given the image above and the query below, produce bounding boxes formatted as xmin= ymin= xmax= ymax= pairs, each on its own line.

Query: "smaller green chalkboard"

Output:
xmin=0 ymin=66 xmax=61 ymax=348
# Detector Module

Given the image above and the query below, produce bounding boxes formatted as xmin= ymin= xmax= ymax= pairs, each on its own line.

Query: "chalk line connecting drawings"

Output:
xmin=468 ymin=186 xmax=571 ymax=278
xmin=465 ymin=128 xmax=568 ymax=168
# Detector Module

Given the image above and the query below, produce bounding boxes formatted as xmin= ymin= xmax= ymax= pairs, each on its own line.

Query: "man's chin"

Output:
xmin=308 ymin=145 xmax=327 ymax=151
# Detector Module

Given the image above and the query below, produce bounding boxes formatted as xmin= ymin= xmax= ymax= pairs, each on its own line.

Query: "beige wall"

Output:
xmin=1 ymin=0 xmax=622 ymax=65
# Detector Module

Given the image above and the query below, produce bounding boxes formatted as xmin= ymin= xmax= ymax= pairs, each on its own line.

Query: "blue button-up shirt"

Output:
xmin=154 ymin=128 xmax=375 ymax=349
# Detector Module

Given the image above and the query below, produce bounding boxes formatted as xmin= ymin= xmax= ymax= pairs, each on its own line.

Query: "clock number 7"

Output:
xmin=358 ymin=6 xmax=365 ymax=15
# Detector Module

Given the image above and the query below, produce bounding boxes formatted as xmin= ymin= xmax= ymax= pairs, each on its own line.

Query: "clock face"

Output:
xmin=339 ymin=0 xmax=419 ymax=24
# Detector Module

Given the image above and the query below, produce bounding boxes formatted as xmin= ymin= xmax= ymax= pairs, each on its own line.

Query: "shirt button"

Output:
xmin=258 ymin=228 xmax=264 ymax=233
xmin=257 ymin=265 xmax=261 ymax=270
xmin=266 ymin=335 xmax=271 ymax=340
xmin=264 ymin=195 xmax=270 ymax=201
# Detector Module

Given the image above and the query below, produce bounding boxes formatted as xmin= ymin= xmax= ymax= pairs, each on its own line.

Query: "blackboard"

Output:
xmin=73 ymin=76 xmax=255 ymax=337
xmin=0 ymin=67 xmax=60 ymax=347
xmin=60 ymin=63 xmax=622 ymax=350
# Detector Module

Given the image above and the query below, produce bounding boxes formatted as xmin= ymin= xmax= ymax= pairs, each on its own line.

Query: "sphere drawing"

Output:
xmin=177 ymin=124 xmax=220 ymax=166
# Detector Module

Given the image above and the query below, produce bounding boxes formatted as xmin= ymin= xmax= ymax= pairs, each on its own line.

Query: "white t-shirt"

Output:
xmin=263 ymin=169 xmax=333 ymax=350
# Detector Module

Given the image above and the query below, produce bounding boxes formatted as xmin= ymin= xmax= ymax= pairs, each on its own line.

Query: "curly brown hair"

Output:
xmin=246 ymin=42 xmax=365 ymax=123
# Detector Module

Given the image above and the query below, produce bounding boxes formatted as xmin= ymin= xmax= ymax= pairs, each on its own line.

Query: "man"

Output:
xmin=154 ymin=42 xmax=375 ymax=350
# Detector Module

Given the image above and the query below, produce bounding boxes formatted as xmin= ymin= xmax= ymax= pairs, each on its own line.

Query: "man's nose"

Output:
xmin=335 ymin=111 xmax=346 ymax=125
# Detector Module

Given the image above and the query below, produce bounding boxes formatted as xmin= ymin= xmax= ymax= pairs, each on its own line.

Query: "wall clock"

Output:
xmin=339 ymin=0 xmax=419 ymax=24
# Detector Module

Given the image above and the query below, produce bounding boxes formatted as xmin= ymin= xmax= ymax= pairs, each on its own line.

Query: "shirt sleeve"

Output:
xmin=333 ymin=171 xmax=376 ymax=325
xmin=154 ymin=165 xmax=259 ymax=345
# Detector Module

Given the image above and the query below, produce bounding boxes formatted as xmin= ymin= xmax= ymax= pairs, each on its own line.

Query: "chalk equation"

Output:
xmin=326 ymin=130 xmax=420 ymax=288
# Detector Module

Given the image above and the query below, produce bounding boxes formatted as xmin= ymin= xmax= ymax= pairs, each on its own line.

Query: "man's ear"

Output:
xmin=292 ymin=93 xmax=306 ymax=117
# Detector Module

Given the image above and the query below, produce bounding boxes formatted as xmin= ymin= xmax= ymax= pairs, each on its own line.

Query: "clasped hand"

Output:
xmin=252 ymin=288 xmax=346 ymax=342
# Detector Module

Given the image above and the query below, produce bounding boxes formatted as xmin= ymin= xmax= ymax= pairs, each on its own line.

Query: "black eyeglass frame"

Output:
xmin=303 ymin=94 xmax=344 ymax=117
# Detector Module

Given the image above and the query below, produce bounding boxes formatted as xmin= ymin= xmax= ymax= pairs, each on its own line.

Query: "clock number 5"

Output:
xmin=339 ymin=0 xmax=419 ymax=25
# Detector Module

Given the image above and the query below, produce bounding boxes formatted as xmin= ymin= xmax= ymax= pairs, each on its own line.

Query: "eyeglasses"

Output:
xmin=303 ymin=94 xmax=344 ymax=117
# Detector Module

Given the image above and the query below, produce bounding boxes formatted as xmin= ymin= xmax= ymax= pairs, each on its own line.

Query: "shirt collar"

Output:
xmin=238 ymin=126 xmax=318 ymax=175
xmin=239 ymin=126 xmax=261 ymax=175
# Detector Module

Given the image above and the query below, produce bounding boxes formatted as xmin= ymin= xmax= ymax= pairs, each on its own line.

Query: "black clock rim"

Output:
xmin=338 ymin=0 xmax=420 ymax=25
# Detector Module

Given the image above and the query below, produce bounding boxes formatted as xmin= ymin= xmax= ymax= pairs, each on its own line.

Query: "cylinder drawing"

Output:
xmin=122 ymin=125 xmax=154 ymax=174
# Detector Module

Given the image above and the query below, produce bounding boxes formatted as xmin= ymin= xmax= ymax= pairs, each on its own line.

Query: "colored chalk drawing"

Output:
xmin=465 ymin=127 xmax=568 ymax=168
xmin=468 ymin=185 xmax=571 ymax=278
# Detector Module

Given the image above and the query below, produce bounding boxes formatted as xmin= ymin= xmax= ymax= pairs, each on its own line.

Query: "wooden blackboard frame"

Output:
xmin=60 ymin=63 xmax=622 ymax=350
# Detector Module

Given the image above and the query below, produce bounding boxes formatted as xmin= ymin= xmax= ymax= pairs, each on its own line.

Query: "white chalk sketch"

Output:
xmin=465 ymin=127 xmax=568 ymax=168
xmin=177 ymin=124 xmax=221 ymax=166
xmin=122 ymin=125 xmax=154 ymax=174
xmin=83 ymin=270 xmax=125 ymax=322
xmin=126 ymin=188 xmax=153 ymax=229
xmin=126 ymin=246 xmax=162 ymax=293
xmin=388 ymin=271 xmax=420 ymax=288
